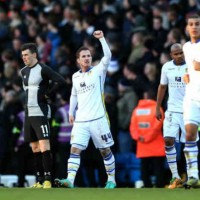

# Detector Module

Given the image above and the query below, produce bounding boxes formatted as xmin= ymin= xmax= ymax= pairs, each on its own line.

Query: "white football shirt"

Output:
xmin=69 ymin=37 xmax=111 ymax=122
xmin=160 ymin=60 xmax=187 ymax=112
xmin=183 ymin=41 xmax=200 ymax=101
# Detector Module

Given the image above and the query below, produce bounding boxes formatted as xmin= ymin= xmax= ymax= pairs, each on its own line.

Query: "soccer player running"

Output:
xmin=20 ymin=43 xmax=67 ymax=188
xmin=54 ymin=30 xmax=116 ymax=189
xmin=156 ymin=43 xmax=187 ymax=189
xmin=182 ymin=14 xmax=200 ymax=188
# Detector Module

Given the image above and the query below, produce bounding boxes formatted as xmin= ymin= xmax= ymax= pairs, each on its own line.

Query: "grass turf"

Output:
xmin=0 ymin=188 xmax=200 ymax=200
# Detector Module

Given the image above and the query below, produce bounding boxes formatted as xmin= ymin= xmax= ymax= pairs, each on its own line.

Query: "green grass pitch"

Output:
xmin=0 ymin=188 xmax=200 ymax=200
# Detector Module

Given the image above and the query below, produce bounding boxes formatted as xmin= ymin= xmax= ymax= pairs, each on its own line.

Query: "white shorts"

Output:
xmin=163 ymin=111 xmax=186 ymax=143
xmin=183 ymin=98 xmax=200 ymax=126
xmin=70 ymin=116 xmax=114 ymax=150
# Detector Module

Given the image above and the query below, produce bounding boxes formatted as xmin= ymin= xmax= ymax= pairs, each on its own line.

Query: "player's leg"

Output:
xmin=30 ymin=141 xmax=44 ymax=188
xmin=163 ymin=112 xmax=182 ymax=188
xmin=99 ymin=147 xmax=116 ymax=188
xmin=165 ymin=137 xmax=183 ymax=189
xmin=55 ymin=122 xmax=90 ymax=188
xmin=33 ymin=117 xmax=52 ymax=189
xmin=183 ymin=99 xmax=200 ymax=187
xmin=184 ymin=123 xmax=199 ymax=186
xmin=90 ymin=116 xmax=116 ymax=188
xmin=24 ymin=117 xmax=43 ymax=188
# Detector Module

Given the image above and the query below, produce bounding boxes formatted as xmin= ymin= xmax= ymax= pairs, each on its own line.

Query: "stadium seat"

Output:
xmin=0 ymin=175 xmax=18 ymax=187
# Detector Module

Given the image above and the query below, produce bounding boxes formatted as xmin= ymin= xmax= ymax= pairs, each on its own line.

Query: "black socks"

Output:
xmin=42 ymin=150 xmax=52 ymax=181
xmin=33 ymin=152 xmax=44 ymax=184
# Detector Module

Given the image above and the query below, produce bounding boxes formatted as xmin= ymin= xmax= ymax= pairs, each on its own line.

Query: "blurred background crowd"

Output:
xmin=0 ymin=0 xmax=200 ymax=188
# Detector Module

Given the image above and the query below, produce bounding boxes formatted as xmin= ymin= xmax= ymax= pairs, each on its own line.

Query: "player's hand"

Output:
xmin=93 ymin=30 xmax=104 ymax=39
xmin=183 ymin=74 xmax=190 ymax=84
xmin=156 ymin=107 xmax=162 ymax=121
xmin=69 ymin=115 xmax=75 ymax=125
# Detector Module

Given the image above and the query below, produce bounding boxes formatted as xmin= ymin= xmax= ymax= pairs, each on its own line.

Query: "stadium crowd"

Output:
xmin=0 ymin=0 xmax=200 ymax=188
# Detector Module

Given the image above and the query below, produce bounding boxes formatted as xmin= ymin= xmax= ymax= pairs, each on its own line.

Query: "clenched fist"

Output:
xmin=93 ymin=30 xmax=104 ymax=39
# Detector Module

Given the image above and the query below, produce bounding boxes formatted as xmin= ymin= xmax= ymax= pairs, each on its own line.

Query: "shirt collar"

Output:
xmin=79 ymin=66 xmax=92 ymax=73
xmin=173 ymin=60 xmax=186 ymax=66
xmin=190 ymin=38 xmax=200 ymax=44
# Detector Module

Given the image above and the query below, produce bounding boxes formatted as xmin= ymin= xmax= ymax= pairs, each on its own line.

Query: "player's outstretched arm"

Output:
xmin=93 ymin=30 xmax=111 ymax=68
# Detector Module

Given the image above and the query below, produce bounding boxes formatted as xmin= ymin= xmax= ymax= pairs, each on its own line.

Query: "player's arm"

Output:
xmin=42 ymin=65 xmax=67 ymax=97
xmin=183 ymin=68 xmax=190 ymax=84
xmin=93 ymin=30 xmax=112 ymax=70
xmin=42 ymin=64 xmax=67 ymax=85
xmin=20 ymin=68 xmax=26 ymax=91
xmin=144 ymin=109 xmax=164 ymax=143
xmin=193 ymin=60 xmax=200 ymax=71
xmin=156 ymin=84 xmax=167 ymax=121
xmin=156 ymin=64 xmax=168 ymax=121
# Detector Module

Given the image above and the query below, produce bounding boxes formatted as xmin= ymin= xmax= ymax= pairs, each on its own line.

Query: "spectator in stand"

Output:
xmin=123 ymin=63 xmax=149 ymax=99
xmin=127 ymin=31 xmax=145 ymax=64
xmin=151 ymin=16 xmax=168 ymax=53
xmin=117 ymin=78 xmax=138 ymax=153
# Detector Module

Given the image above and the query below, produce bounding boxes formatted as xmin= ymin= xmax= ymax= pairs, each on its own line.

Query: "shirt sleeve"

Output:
xmin=69 ymin=94 xmax=77 ymax=116
xmin=42 ymin=64 xmax=66 ymax=85
xmin=42 ymin=64 xmax=67 ymax=96
xmin=20 ymin=69 xmax=26 ymax=91
xmin=160 ymin=64 xmax=168 ymax=85
xmin=100 ymin=37 xmax=112 ymax=66
xmin=96 ymin=37 xmax=112 ymax=74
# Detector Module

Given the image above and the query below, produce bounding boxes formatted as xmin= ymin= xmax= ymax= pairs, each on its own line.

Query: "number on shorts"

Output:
xmin=41 ymin=125 xmax=49 ymax=137
xmin=101 ymin=133 xmax=112 ymax=142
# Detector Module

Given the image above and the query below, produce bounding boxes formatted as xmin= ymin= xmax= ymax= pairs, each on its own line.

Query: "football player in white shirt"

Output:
xmin=182 ymin=15 xmax=200 ymax=188
xmin=54 ymin=30 xmax=116 ymax=189
xmin=156 ymin=43 xmax=187 ymax=189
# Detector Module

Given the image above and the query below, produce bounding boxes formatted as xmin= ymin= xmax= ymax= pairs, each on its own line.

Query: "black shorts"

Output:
xmin=24 ymin=116 xmax=50 ymax=142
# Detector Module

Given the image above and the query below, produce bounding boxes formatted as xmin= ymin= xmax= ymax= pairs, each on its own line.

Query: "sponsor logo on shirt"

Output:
xmin=77 ymin=83 xmax=95 ymax=94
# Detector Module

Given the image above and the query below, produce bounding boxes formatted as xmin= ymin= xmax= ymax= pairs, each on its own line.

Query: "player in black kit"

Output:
xmin=20 ymin=43 xmax=67 ymax=188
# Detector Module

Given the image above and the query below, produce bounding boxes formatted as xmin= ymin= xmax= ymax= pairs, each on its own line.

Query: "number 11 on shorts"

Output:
xmin=41 ymin=124 xmax=49 ymax=137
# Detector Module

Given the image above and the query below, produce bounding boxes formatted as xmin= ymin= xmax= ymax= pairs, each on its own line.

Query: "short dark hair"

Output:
xmin=75 ymin=46 xmax=90 ymax=59
xmin=186 ymin=14 xmax=200 ymax=23
xmin=21 ymin=43 xmax=38 ymax=55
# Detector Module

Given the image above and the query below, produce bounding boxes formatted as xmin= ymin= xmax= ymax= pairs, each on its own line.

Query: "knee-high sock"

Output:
xmin=42 ymin=150 xmax=52 ymax=181
xmin=165 ymin=145 xmax=179 ymax=179
xmin=103 ymin=152 xmax=115 ymax=183
xmin=184 ymin=141 xmax=199 ymax=179
xmin=67 ymin=153 xmax=80 ymax=184
xmin=33 ymin=152 xmax=44 ymax=184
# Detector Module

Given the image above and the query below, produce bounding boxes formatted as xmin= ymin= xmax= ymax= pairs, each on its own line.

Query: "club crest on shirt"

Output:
xmin=80 ymin=82 xmax=86 ymax=87
xmin=175 ymin=77 xmax=181 ymax=82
